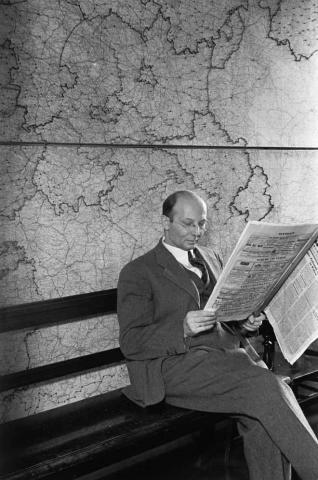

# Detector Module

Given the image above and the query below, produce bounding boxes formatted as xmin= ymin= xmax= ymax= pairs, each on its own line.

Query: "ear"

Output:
xmin=161 ymin=214 xmax=170 ymax=232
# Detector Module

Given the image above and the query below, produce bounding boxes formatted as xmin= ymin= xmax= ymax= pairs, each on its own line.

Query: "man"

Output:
xmin=117 ymin=190 xmax=318 ymax=480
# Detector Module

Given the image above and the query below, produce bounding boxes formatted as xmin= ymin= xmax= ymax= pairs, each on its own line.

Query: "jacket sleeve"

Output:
xmin=117 ymin=262 xmax=186 ymax=360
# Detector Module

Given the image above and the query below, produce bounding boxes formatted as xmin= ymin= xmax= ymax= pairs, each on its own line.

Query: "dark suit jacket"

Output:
xmin=117 ymin=240 xmax=240 ymax=406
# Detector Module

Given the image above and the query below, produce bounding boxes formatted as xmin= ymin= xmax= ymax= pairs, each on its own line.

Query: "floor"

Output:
xmin=104 ymin=401 xmax=318 ymax=480
xmin=105 ymin=437 xmax=249 ymax=480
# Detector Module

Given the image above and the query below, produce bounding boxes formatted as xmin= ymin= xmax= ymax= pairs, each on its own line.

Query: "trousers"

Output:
xmin=162 ymin=346 xmax=318 ymax=480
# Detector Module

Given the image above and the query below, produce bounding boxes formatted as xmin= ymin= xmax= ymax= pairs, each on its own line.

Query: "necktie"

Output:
xmin=188 ymin=249 xmax=209 ymax=286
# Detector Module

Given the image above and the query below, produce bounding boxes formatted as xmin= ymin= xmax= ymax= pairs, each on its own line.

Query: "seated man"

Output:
xmin=117 ymin=190 xmax=318 ymax=480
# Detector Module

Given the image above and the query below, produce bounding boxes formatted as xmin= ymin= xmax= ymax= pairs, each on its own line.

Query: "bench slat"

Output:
xmin=0 ymin=389 xmax=228 ymax=480
xmin=0 ymin=349 xmax=125 ymax=392
xmin=0 ymin=290 xmax=117 ymax=333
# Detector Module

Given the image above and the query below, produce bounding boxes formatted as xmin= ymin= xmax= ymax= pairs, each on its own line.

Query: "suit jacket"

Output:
xmin=117 ymin=240 xmax=240 ymax=407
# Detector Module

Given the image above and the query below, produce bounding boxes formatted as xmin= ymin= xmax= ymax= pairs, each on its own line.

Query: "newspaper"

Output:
xmin=204 ymin=221 xmax=318 ymax=324
xmin=265 ymin=241 xmax=318 ymax=364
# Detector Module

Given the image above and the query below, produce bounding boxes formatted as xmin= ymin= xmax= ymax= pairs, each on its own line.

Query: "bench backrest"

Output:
xmin=0 ymin=290 xmax=124 ymax=394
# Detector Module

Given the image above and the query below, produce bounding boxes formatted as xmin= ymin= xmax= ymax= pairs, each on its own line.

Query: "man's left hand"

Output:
xmin=241 ymin=312 xmax=265 ymax=332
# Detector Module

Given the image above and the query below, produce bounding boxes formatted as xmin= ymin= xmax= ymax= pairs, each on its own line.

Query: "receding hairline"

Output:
xmin=162 ymin=190 xmax=207 ymax=219
xmin=174 ymin=190 xmax=206 ymax=205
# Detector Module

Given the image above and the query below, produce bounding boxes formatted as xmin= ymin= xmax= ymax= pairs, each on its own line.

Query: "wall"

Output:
xmin=0 ymin=0 xmax=317 ymax=421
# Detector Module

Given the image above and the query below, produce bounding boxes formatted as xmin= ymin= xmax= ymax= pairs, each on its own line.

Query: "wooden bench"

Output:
xmin=0 ymin=291 xmax=230 ymax=480
xmin=0 ymin=291 xmax=317 ymax=480
xmin=0 ymin=387 xmax=230 ymax=480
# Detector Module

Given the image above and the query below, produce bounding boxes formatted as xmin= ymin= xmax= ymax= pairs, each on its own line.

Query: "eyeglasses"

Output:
xmin=176 ymin=220 xmax=208 ymax=232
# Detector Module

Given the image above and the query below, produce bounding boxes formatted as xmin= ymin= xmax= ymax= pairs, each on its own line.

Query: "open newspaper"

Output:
xmin=265 ymin=241 xmax=318 ymax=364
xmin=204 ymin=221 xmax=318 ymax=364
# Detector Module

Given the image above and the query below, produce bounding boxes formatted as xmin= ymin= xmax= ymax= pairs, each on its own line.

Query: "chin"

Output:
xmin=186 ymin=241 xmax=197 ymax=248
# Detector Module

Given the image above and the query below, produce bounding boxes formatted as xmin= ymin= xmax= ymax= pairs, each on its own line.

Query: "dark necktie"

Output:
xmin=188 ymin=248 xmax=210 ymax=286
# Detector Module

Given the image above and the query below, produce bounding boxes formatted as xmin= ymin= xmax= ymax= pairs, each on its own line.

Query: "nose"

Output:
xmin=191 ymin=224 xmax=201 ymax=236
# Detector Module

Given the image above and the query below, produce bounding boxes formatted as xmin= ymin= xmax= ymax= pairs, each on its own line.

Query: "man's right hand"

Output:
xmin=183 ymin=310 xmax=217 ymax=337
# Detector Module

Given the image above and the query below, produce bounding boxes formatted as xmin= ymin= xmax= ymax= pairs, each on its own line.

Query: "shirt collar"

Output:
xmin=162 ymin=237 xmax=192 ymax=266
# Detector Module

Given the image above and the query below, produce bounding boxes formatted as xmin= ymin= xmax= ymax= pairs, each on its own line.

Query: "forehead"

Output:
xmin=173 ymin=196 xmax=207 ymax=218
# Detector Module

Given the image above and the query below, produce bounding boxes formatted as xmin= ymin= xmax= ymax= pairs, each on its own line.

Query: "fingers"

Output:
xmin=184 ymin=310 xmax=217 ymax=337
xmin=189 ymin=323 xmax=216 ymax=335
xmin=242 ymin=313 xmax=264 ymax=331
xmin=251 ymin=312 xmax=266 ymax=322
xmin=191 ymin=309 xmax=217 ymax=317
xmin=187 ymin=310 xmax=217 ymax=323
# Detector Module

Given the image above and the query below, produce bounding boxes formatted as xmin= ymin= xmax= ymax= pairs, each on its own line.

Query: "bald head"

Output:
xmin=162 ymin=191 xmax=207 ymax=250
xmin=162 ymin=190 xmax=207 ymax=220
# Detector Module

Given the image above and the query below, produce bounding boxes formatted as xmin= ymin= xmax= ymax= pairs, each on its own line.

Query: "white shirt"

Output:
xmin=162 ymin=238 xmax=202 ymax=278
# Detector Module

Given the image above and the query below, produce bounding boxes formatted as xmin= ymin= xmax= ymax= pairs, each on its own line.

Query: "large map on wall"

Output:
xmin=1 ymin=0 xmax=318 ymax=305
xmin=1 ymin=0 xmax=318 ymax=146
xmin=1 ymin=147 xmax=318 ymax=306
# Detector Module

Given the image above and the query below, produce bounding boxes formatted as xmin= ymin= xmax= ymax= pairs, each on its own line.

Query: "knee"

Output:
xmin=245 ymin=368 xmax=292 ymax=406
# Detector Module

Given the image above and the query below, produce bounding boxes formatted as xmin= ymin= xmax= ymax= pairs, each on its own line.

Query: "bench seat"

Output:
xmin=0 ymin=389 xmax=227 ymax=480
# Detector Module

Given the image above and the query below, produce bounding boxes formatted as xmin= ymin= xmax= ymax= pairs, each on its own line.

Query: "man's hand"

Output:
xmin=241 ymin=312 xmax=265 ymax=332
xmin=184 ymin=310 xmax=217 ymax=337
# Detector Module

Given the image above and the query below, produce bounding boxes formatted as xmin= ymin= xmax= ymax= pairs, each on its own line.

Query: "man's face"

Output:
xmin=164 ymin=196 xmax=207 ymax=250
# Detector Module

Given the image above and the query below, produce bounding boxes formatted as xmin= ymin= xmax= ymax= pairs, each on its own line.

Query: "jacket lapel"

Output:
xmin=196 ymin=246 xmax=221 ymax=284
xmin=154 ymin=241 xmax=200 ymax=306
